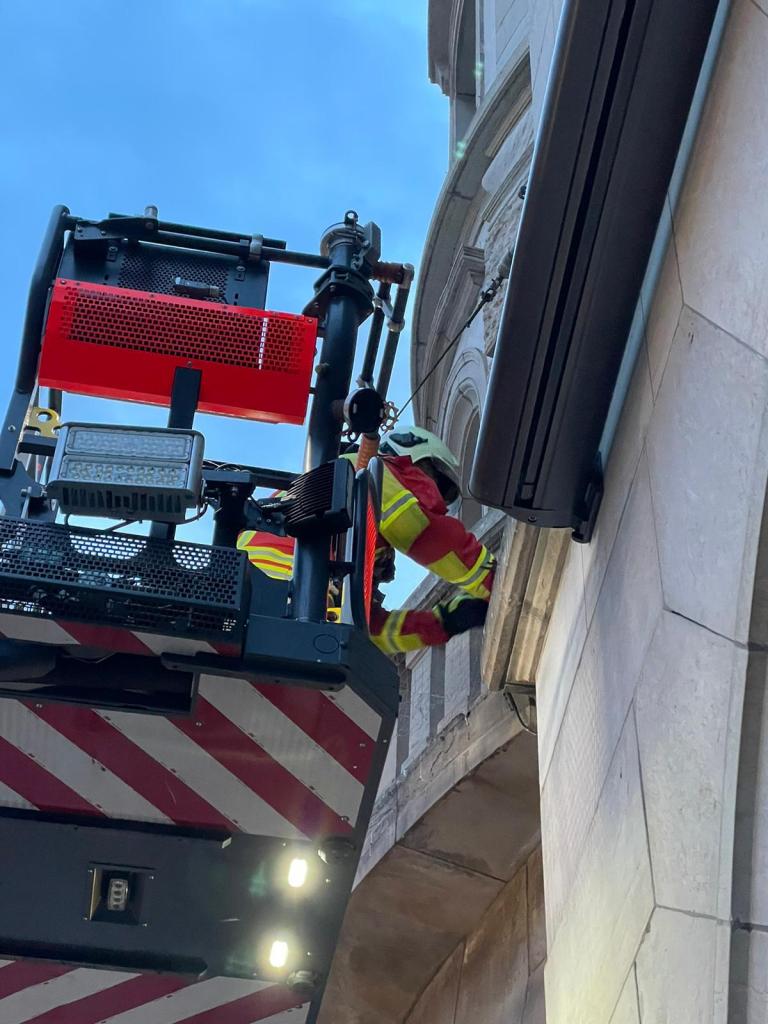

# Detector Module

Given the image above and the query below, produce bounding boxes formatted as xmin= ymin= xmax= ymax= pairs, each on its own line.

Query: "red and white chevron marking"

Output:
xmin=0 ymin=613 xmax=241 ymax=659
xmin=0 ymin=960 xmax=309 ymax=1024
xmin=0 ymin=674 xmax=381 ymax=839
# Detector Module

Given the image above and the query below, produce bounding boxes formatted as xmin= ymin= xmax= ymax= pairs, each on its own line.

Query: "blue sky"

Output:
xmin=0 ymin=0 xmax=449 ymax=604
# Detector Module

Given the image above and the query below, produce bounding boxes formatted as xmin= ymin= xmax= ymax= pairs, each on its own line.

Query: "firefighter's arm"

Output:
xmin=383 ymin=501 xmax=495 ymax=601
xmin=370 ymin=593 xmax=489 ymax=655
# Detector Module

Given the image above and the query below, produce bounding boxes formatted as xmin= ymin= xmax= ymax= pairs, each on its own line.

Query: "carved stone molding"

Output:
xmin=482 ymin=521 xmax=571 ymax=690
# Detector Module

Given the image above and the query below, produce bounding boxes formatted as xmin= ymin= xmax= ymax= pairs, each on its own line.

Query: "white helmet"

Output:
xmin=379 ymin=426 xmax=462 ymax=503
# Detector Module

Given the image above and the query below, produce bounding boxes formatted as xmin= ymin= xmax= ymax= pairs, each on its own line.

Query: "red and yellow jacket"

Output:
xmin=238 ymin=455 xmax=495 ymax=654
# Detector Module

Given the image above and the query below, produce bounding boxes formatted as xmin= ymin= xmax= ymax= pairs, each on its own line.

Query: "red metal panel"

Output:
xmin=38 ymin=279 xmax=317 ymax=425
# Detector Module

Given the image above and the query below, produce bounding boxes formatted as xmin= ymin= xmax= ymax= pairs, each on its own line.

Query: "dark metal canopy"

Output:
xmin=470 ymin=0 xmax=720 ymax=541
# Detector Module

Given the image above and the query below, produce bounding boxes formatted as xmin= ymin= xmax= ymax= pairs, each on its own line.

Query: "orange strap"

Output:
xmin=355 ymin=433 xmax=380 ymax=471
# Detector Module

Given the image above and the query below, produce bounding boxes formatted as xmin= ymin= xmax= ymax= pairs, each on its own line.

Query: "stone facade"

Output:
xmin=320 ymin=2 xmax=548 ymax=1020
xmin=318 ymin=2 xmax=552 ymax=1021
xmin=324 ymin=0 xmax=768 ymax=1020
xmin=532 ymin=1 xmax=768 ymax=1021
xmin=405 ymin=848 xmax=546 ymax=1024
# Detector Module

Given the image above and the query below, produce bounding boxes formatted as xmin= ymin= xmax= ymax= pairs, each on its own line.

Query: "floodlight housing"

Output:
xmin=47 ymin=423 xmax=204 ymax=522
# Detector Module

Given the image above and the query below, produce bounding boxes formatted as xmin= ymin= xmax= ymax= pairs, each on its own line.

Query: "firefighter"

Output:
xmin=238 ymin=427 xmax=495 ymax=655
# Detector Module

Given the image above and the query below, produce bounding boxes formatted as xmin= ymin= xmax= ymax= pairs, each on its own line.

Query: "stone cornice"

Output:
xmin=398 ymin=514 xmax=569 ymax=694
xmin=427 ymin=0 xmax=453 ymax=92
xmin=482 ymin=522 xmax=570 ymax=690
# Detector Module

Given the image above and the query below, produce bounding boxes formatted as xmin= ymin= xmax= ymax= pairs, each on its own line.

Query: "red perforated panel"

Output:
xmin=39 ymin=279 xmax=318 ymax=424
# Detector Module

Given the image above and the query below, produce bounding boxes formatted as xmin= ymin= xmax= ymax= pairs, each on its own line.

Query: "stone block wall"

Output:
xmin=534 ymin=2 xmax=768 ymax=1020
xmin=403 ymin=846 xmax=546 ymax=1024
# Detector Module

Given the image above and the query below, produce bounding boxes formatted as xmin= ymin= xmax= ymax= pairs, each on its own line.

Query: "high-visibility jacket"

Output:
xmin=238 ymin=454 xmax=495 ymax=654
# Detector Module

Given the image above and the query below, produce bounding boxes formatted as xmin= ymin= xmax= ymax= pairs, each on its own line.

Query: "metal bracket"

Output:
xmin=204 ymin=470 xmax=257 ymax=548
xmin=303 ymin=265 xmax=375 ymax=325
xmin=572 ymin=455 xmax=604 ymax=544
xmin=248 ymin=234 xmax=263 ymax=262
xmin=372 ymin=292 xmax=395 ymax=321
xmin=244 ymin=499 xmax=288 ymax=537
xmin=72 ymin=219 xmax=153 ymax=255
xmin=0 ymin=460 xmax=50 ymax=519
xmin=25 ymin=406 xmax=60 ymax=439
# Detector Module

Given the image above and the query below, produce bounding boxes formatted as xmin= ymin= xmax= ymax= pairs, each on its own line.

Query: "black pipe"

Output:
xmin=108 ymin=214 xmax=287 ymax=249
xmin=151 ymin=230 xmax=246 ymax=258
xmin=376 ymin=266 xmax=413 ymax=399
xmin=202 ymin=463 xmax=297 ymax=492
xmin=292 ymin=295 xmax=363 ymax=622
xmin=147 ymin=230 xmax=331 ymax=271
xmin=260 ymin=247 xmax=331 ymax=271
xmin=108 ymin=216 xmax=335 ymax=271
xmin=16 ymin=205 xmax=70 ymax=393
xmin=48 ymin=389 xmax=62 ymax=415
xmin=292 ymin=224 xmax=374 ymax=621
xmin=150 ymin=367 xmax=201 ymax=542
xmin=360 ymin=282 xmax=390 ymax=385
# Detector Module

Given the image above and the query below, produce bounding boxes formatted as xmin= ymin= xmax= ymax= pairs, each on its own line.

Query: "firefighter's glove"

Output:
xmin=374 ymin=547 xmax=396 ymax=585
xmin=438 ymin=594 xmax=489 ymax=637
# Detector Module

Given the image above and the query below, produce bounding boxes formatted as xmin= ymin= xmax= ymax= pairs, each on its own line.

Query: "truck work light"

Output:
xmin=47 ymin=423 xmax=204 ymax=523
xmin=269 ymin=939 xmax=290 ymax=969
xmin=288 ymin=858 xmax=309 ymax=889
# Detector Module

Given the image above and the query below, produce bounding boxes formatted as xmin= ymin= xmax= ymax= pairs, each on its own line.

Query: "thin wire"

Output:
xmin=105 ymin=503 xmax=210 ymax=533
xmin=396 ymin=299 xmax=487 ymax=424
xmin=393 ymin=249 xmax=512 ymax=426
xmin=105 ymin=519 xmax=132 ymax=532
xmin=180 ymin=503 xmax=210 ymax=526
xmin=505 ymin=690 xmax=538 ymax=735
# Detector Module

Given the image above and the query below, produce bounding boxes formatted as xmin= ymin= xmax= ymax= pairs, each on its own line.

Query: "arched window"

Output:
xmin=437 ymin=346 xmax=488 ymax=529
xmin=459 ymin=412 xmax=482 ymax=528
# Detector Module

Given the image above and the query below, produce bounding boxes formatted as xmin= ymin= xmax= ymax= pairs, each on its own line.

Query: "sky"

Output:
xmin=0 ymin=0 xmax=449 ymax=604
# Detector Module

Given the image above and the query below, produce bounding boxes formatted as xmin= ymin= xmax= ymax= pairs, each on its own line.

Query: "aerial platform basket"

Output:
xmin=0 ymin=205 xmax=407 ymax=1024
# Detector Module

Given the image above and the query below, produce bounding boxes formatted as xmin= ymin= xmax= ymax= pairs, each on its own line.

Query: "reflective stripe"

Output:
xmin=103 ymin=712 xmax=303 ymax=839
xmin=0 ymin=780 xmax=33 ymax=810
xmin=0 ymin=969 xmax=133 ymax=1024
xmin=392 ymin=630 xmax=430 ymax=653
xmin=199 ymin=677 xmax=364 ymax=823
xmin=252 ymin=563 xmax=292 ymax=580
xmin=0 ymin=703 xmax=166 ymax=822
xmin=452 ymin=549 xmax=494 ymax=592
xmin=250 ymin=561 xmax=292 ymax=577
xmin=380 ymin=491 xmax=417 ymax=530
xmin=0 ymin=613 xmax=77 ymax=646
xmin=242 ymin=545 xmax=294 ymax=581
xmin=376 ymin=610 xmax=404 ymax=654
xmin=242 ymin=546 xmax=293 ymax=565
xmin=427 ymin=550 xmax=475 ymax=584
xmin=95 ymin=978 xmax=272 ymax=1024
